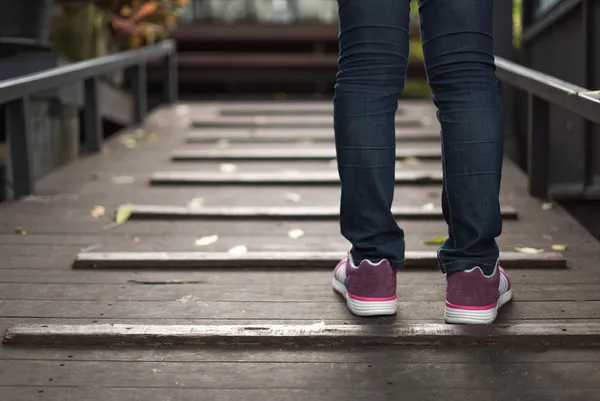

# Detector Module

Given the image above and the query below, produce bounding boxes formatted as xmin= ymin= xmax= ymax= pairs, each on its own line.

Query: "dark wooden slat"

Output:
xmin=171 ymin=147 xmax=441 ymax=161
xmin=149 ymin=171 xmax=444 ymax=186
xmin=125 ymin=204 xmax=518 ymax=220
xmin=72 ymin=251 xmax=566 ymax=270
xmin=185 ymin=128 xmax=441 ymax=143
xmin=4 ymin=322 xmax=598 ymax=347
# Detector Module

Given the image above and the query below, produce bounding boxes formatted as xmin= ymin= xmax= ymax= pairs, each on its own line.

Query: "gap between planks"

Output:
xmin=72 ymin=251 xmax=566 ymax=270
xmin=124 ymin=204 xmax=518 ymax=220
xmin=4 ymin=322 xmax=599 ymax=347
xmin=149 ymin=171 xmax=444 ymax=186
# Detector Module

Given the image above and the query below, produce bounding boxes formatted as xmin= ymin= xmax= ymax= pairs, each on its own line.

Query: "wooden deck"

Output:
xmin=1 ymin=100 xmax=600 ymax=400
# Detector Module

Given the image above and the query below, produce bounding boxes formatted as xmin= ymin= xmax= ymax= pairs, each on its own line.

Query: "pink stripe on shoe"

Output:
xmin=445 ymin=300 xmax=497 ymax=311
xmin=347 ymin=292 xmax=397 ymax=302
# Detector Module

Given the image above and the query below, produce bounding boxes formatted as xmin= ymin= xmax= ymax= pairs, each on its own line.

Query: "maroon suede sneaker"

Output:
xmin=444 ymin=264 xmax=512 ymax=324
xmin=332 ymin=253 xmax=397 ymax=316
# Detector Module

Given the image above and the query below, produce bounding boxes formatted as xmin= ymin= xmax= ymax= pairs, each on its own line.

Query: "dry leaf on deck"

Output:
xmin=288 ymin=229 xmax=305 ymax=239
xmin=133 ymin=129 xmax=146 ymax=139
xmin=90 ymin=205 xmax=106 ymax=218
xmin=195 ymin=235 xmax=219 ymax=247
xmin=187 ymin=197 xmax=204 ymax=209
xmin=14 ymin=226 xmax=26 ymax=235
xmin=551 ymin=244 xmax=567 ymax=251
xmin=404 ymin=157 xmax=421 ymax=166
xmin=228 ymin=245 xmax=248 ymax=256
xmin=542 ymin=202 xmax=553 ymax=210
xmin=115 ymin=203 xmax=133 ymax=225
xmin=216 ymin=139 xmax=231 ymax=149
xmin=513 ymin=246 xmax=544 ymax=254
xmin=421 ymin=202 xmax=435 ymax=211
xmin=111 ymin=175 xmax=135 ymax=184
xmin=284 ymin=192 xmax=301 ymax=202
xmin=421 ymin=236 xmax=447 ymax=245
xmin=220 ymin=163 xmax=237 ymax=173
xmin=119 ymin=134 xmax=137 ymax=148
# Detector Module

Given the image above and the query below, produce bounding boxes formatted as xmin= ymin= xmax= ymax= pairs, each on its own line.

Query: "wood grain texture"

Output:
xmin=5 ymin=322 xmax=600 ymax=347
xmin=72 ymin=251 xmax=566 ymax=270
xmin=171 ymin=147 xmax=441 ymax=161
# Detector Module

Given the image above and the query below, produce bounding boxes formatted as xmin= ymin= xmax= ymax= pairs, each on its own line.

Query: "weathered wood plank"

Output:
xmin=5 ymin=322 xmax=600 ymax=347
xmin=149 ymin=171 xmax=444 ymax=186
xmin=191 ymin=115 xmax=426 ymax=129
xmin=72 ymin=251 xmax=566 ymax=270
xmin=124 ymin=204 xmax=518 ymax=220
xmin=171 ymin=147 xmax=441 ymax=161
xmin=185 ymin=128 xmax=441 ymax=143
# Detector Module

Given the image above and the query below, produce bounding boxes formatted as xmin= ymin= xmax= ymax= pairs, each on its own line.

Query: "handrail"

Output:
xmin=0 ymin=39 xmax=178 ymax=200
xmin=494 ymin=55 xmax=600 ymax=199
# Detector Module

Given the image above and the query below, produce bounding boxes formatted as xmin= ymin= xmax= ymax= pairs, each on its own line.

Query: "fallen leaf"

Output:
xmin=542 ymin=202 xmax=553 ymax=210
xmin=14 ymin=226 xmax=26 ymax=235
xmin=551 ymin=244 xmax=567 ymax=251
xmin=119 ymin=134 xmax=137 ymax=148
xmin=195 ymin=235 xmax=218 ymax=247
xmin=111 ymin=175 xmax=135 ymax=184
xmin=288 ymin=229 xmax=305 ymax=239
xmin=90 ymin=205 xmax=106 ymax=218
xmin=146 ymin=133 xmax=159 ymax=144
xmin=284 ymin=192 xmax=301 ymax=202
xmin=219 ymin=163 xmax=237 ymax=173
xmin=115 ymin=203 xmax=133 ymax=225
xmin=421 ymin=236 xmax=447 ymax=245
xmin=216 ymin=139 xmax=231 ymax=148
xmin=513 ymin=246 xmax=544 ymax=254
xmin=404 ymin=157 xmax=421 ymax=166
xmin=421 ymin=202 xmax=435 ymax=211
xmin=133 ymin=128 xmax=146 ymax=139
xmin=228 ymin=245 xmax=248 ymax=256
xmin=187 ymin=197 xmax=204 ymax=209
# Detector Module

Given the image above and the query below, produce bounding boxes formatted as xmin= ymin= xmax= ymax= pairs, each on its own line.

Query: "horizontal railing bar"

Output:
xmin=495 ymin=56 xmax=600 ymax=125
xmin=0 ymin=40 xmax=174 ymax=104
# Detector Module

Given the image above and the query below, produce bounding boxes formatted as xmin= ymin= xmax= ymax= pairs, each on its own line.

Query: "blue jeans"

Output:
xmin=334 ymin=0 xmax=503 ymax=275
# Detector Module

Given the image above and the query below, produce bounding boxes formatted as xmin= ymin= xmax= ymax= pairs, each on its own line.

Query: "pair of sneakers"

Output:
xmin=332 ymin=253 xmax=512 ymax=324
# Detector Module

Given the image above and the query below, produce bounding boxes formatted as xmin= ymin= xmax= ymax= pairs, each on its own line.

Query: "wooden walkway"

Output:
xmin=2 ymin=100 xmax=600 ymax=400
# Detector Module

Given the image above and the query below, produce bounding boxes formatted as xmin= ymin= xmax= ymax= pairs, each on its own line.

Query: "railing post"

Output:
xmin=129 ymin=63 xmax=147 ymax=123
xmin=527 ymin=94 xmax=550 ymax=199
xmin=163 ymin=52 xmax=178 ymax=104
xmin=6 ymin=98 xmax=33 ymax=199
xmin=83 ymin=77 xmax=102 ymax=153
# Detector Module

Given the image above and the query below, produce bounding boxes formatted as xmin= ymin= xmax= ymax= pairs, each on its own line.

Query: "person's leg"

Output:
xmin=331 ymin=0 xmax=411 ymax=317
xmin=418 ymin=0 xmax=512 ymax=324
xmin=334 ymin=0 xmax=411 ymax=270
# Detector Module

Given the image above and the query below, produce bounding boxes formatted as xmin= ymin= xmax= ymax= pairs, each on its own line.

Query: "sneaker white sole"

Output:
xmin=444 ymin=289 xmax=513 ymax=325
xmin=332 ymin=277 xmax=397 ymax=317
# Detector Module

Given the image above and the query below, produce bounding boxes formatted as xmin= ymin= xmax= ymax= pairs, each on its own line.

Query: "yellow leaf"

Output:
xmin=551 ymin=244 xmax=567 ymax=251
xmin=404 ymin=157 xmax=421 ymax=166
xmin=120 ymin=5 xmax=132 ymax=16
xmin=421 ymin=236 xmax=447 ymax=245
xmin=195 ymin=235 xmax=219 ymax=247
xmin=115 ymin=203 xmax=133 ymax=225
xmin=542 ymin=202 xmax=553 ymax=210
xmin=284 ymin=192 xmax=301 ymax=202
xmin=288 ymin=229 xmax=305 ymax=239
xmin=91 ymin=205 xmax=106 ymax=218
xmin=187 ymin=197 xmax=204 ymax=209
xmin=228 ymin=245 xmax=248 ymax=256
xmin=133 ymin=129 xmax=146 ymax=139
xmin=513 ymin=246 xmax=544 ymax=254
xmin=14 ymin=227 xmax=27 ymax=236
xmin=216 ymin=139 xmax=231 ymax=148
xmin=421 ymin=202 xmax=435 ymax=211
xmin=219 ymin=163 xmax=237 ymax=173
